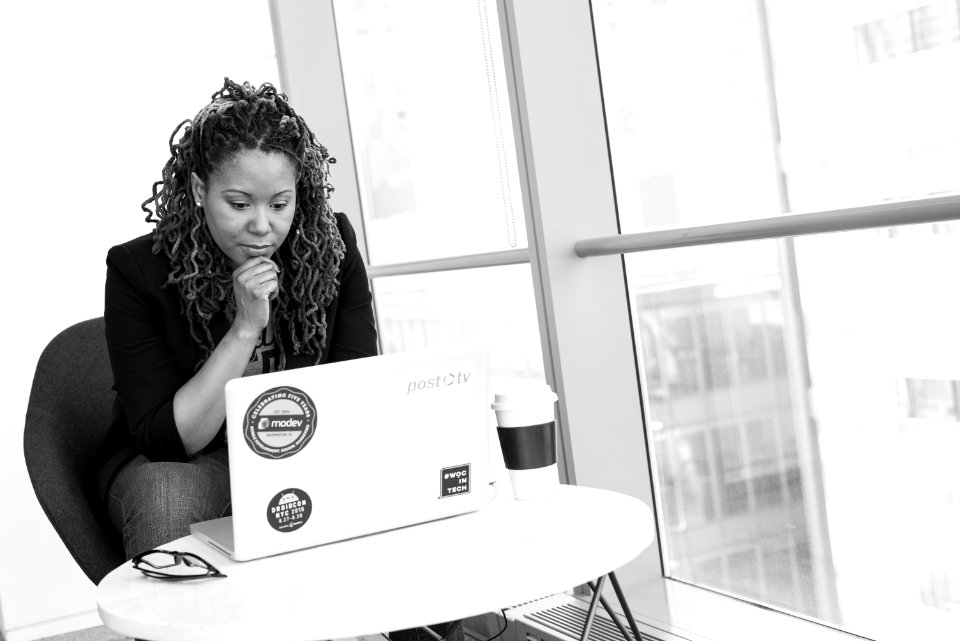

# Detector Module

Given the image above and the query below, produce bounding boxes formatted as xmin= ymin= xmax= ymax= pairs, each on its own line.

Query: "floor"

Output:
xmin=34 ymin=627 xmax=129 ymax=641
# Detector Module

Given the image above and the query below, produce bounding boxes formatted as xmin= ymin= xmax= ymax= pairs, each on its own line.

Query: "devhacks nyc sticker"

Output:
xmin=243 ymin=386 xmax=317 ymax=459
xmin=267 ymin=488 xmax=312 ymax=533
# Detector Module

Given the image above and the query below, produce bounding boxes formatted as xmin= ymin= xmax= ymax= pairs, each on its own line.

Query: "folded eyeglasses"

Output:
xmin=132 ymin=549 xmax=227 ymax=580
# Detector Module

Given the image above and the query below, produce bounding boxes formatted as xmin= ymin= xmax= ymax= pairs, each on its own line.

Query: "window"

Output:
xmin=899 ymin=378 xmax=960 ymax=421
xmin=767 ymin=0 xmax=960 ymax=213
xmin=372 ymin=266 xmax=542 ymax=380
xmin=334 ymin=0 xmax=527 ymax=264
xmin=592 ymin=0 xmax=960 ymax=638
xmin=855 ymin=1 xmax=960 ymax=64
xmin=330 ymin=0 xmax=543 ymax=384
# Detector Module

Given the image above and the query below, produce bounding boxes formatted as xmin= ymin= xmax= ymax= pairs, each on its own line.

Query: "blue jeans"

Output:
xmin=107 ymin=447 xmax=232 ymax=560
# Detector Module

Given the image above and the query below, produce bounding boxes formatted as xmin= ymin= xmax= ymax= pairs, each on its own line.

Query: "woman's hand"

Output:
xmin=231 ymin=256 xmax=280 ymax=336
xmin=173 ymin=255 xmax=280 ymax=457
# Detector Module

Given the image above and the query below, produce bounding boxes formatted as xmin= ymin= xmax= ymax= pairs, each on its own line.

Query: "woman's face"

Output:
xmin=192 ymin=149 xmax=298 ymax=270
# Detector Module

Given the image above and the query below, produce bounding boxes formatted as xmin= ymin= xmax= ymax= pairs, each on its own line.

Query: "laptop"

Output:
xmin=190 ymin=348 xmax=492 ymax=561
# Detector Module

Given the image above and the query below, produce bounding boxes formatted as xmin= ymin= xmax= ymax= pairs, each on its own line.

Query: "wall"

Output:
xmin=0 ymin=2 xmax=279 ymax=638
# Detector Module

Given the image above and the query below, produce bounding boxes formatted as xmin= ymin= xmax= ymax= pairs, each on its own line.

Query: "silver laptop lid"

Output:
xmin=219 ymin=348 xmax=490 ymax=560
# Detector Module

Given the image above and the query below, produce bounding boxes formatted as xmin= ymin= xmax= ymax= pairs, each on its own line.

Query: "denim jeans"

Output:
xmin=106 ymin=447 xmax=232 ymax=560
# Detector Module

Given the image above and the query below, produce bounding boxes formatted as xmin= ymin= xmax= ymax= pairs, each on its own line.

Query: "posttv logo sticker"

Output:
xmin=407 ymin=371 xmax=472 ymax=395
xmin=243 ymin=386 xmax=317 ymax=459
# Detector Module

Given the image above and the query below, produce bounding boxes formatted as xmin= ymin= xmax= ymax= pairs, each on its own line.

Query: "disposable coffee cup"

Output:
xmin=491 ymin=384 xmax=559 ymax=500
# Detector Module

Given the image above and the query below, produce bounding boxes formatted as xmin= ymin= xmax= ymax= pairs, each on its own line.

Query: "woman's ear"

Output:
xmin=191 ymin=172 xmax=206 ymax=207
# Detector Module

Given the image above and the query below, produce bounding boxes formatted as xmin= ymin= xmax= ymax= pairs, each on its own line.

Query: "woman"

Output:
xmin=94 ymin=78 xmax=378 ymax=558
xmin=95 ymin=78 xmax=462 ymax=641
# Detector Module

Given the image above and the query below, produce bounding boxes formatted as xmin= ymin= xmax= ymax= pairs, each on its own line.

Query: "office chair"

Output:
xmin=24 ymin=316 xmax=125 ymax=584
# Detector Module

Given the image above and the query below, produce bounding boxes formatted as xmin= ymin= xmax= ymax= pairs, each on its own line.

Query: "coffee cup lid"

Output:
xmin=491 ymin=383 xmax=558 ymax=410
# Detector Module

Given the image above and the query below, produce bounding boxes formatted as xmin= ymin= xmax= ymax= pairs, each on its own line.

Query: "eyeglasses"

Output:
xmin=132 ymin=549 xmax=227 ymax=580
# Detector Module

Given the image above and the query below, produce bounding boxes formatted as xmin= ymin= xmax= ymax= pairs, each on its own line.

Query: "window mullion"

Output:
xmin=497 ymin=0 xmax=662 ymax=584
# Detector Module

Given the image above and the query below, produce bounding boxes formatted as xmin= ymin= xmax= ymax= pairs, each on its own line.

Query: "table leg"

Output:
xmin=586 ymin=580 xmax=633 ymax=641
xmin=608 ymin=571 xmax=644 ymax=641
xmin=582 ymin=571 xmax=644 ymax=641
xmin=579 ymin=573 xmax=607 ymax=641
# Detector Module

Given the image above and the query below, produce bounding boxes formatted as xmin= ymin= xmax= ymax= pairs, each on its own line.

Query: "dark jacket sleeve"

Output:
xmin=327 ymin=213 xmax=379 ymax=361
xmin=104 ymin=244 xmax=190 ymax=462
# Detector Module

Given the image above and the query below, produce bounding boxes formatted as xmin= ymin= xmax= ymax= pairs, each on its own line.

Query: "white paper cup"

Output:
xmin=491 ymin=385 xmax=559 ymax=500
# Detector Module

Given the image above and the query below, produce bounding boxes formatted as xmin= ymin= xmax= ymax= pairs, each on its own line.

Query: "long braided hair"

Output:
xmin=141 ymin=78 xmax=345 ymax=370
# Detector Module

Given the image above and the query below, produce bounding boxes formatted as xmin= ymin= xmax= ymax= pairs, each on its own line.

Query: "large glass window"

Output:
xmin=333 ymin=0 xmax=542 ymax=383
xmin=594 ymin=0 xmax=960 ymax=638
xmin=373 ymin=265 xmax=543 ymax=382
xmin=334 ymin=0 xmax=527 ymax=265
xmin=594 ymin=0 xmax=960 ymax=233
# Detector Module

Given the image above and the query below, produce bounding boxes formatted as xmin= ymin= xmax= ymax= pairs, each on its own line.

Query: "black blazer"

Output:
xmin=95 ymin=213 xmax=377 ymax=500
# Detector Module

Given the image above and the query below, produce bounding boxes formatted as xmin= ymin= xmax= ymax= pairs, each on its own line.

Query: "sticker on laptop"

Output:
xmin=267 ymin=488 xmax=312 ymax=533
xmin=243 ymin=386 xmax=317 ymax=459
xmin=440 ymin=463 xmax=471 ymax=498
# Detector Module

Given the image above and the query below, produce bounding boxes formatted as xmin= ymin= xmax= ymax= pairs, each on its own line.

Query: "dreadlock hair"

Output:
xmin=141 ymin=78 xmax=345 ymax=370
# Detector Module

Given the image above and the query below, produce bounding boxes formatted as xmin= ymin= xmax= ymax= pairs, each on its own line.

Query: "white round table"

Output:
xmin=97 ymin=483 xmax=654 ymax=641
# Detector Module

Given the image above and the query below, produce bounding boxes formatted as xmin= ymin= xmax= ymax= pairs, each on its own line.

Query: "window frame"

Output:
xmin=269 ymin=0 xmax=368 ymax=257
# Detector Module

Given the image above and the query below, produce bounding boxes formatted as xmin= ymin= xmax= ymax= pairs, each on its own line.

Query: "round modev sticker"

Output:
xmin=243 ymin=386 xmax=317 ymax=459
xmin=267 ymin=488 xmax=312 ymax=533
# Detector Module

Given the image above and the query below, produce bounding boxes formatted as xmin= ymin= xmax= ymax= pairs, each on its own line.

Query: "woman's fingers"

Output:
xmin=231 ymin=257 xmax=281 ymax=332
xmin=234 ymin=257 xmax=281 ymax=299
xmin=239 ymin=268 xmax=279 ymax=293
xmin=251 ymin=278 xmax=279 ymax=301
xmin=234 ymin=256 xmax=280 ymax=281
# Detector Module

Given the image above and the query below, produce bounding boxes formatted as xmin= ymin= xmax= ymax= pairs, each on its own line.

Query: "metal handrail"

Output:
xmin=366 ymin=247 xmax=530 ymax=279
xmin=574 ymin=194 xmax=960 ymax=257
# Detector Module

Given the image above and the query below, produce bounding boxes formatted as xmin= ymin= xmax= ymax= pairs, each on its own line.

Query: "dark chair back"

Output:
xmin=24 ymin=317 xmax=124 ymax=584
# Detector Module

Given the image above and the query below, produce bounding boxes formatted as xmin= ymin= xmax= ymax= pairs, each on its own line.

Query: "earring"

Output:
xmin=196 ymin=201 xmax=202 ymax=208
